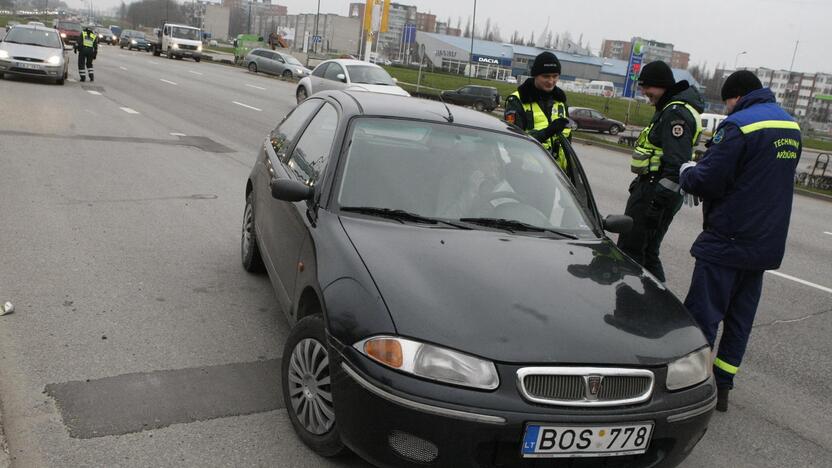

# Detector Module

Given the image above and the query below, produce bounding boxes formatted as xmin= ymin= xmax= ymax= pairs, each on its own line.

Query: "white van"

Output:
xmin=586 ymin=80 xmax=616 ymax=97
xmin=700 ymin=113 xmax=727 ymax=136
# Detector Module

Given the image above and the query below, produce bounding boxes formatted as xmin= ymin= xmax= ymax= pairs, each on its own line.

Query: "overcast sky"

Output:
xmin=76 ymin=0 xmax=831 ymax=74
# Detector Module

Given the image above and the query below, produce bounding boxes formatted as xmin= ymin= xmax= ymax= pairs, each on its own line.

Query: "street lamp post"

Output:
xmin=468 ymin=0 xmax=477 ymax=82
xmin=313 ymin=0 xmax=320 ymax=55
xmin=734 ymin=51 xmax=747 ymax=70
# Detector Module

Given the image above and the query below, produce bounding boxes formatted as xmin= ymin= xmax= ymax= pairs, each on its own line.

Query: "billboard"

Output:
xmin=623 ymin=39 xmax=644 ymax=98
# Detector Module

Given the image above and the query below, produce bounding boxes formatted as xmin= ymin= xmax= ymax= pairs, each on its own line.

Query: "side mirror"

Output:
xmin=603 ymin=215 xmax=633 ymax=234
xmin=392 ymin=77 xmax=398 ymax=83
xmin=271 ymin=178 xmax=313 ymax=202
xmin=336 ymin=73 xmax=346 ymax=82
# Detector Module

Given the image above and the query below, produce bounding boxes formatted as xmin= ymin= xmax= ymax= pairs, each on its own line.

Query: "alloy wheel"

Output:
xmin=287 ymin=338 xmax=335 ymax=436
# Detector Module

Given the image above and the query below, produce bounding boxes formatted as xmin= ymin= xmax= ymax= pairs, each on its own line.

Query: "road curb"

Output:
xmin=0 ymin=404 xmax=9 ymax=468
xmin=794 ymin=187 xmax=832 ymax=202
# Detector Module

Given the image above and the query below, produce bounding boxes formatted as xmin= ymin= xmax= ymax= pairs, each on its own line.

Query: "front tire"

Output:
xmin=241 ymin=192 xmax=264 ymax=273
xmin=248 ymin=62 xmax=257 ymax=73
xmin=473 ymin=101 xmax=485 ymax=111
xmin=282 ymin=315 xmax=345 ymax=457
xmin=609 ymin=125 xmax=621 ymax=135
xmin=282 ymin=69 xmax=292 ymax=79
xmin=194 ymin=57 xmax=201 ymax=63
xmin=296 ymin=86 xmax=308 ymax=104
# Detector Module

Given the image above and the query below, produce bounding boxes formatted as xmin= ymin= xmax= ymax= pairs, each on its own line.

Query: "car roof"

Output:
xmin=321 ymin=59 xmax=381 ymax=68
xmin=12 ymin=24 xmax=56 ymax=32
xmin=322 ymin=90 xmax=522 ymax=135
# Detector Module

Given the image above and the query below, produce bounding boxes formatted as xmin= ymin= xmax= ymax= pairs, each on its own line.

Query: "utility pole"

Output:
xmin=313 ymin=0 xmax=320 ymax=54
xmin=468 ymin=0 xmax=477 ymax=82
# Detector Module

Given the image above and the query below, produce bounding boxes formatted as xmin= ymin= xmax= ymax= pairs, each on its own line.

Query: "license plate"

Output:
xmin=17 ymin=62 xmax=41 ymax=70
xmin=521 ymin=422 xmax=653 ymax=458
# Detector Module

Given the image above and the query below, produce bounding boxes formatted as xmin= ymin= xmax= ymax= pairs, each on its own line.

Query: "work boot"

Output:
xmin=89 ymin=75 xmax=94 ymax=82
xmin=716 ymin=387 xmax=730 ymax=412
xmin=80 ymin=76 xmax=85 ymax=82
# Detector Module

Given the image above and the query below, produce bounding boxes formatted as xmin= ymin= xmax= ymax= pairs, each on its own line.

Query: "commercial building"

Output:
xmin=602 ymin=37 xmax=688 ymax=69
xmin=636 ymin=37 xmax=674 ymax=64
xmin=415 ymin=12 xmax=436 ymax=33
xmin=671 ymin=50 xmax=690 ymax=70
xmin=600 ymin=39 xmax=631 ymax=61
xmin=203 ymin=5 xmax=231 ymax=40
xmin=416 ymin=32 xmax=700 ymax=93
xmin=252 ymin=14 xmax=361 ymax=55
xmin=737 ymin=67 xmax=832 ymax=122
xmin=377 ymin=2 xmax=417 ymax=56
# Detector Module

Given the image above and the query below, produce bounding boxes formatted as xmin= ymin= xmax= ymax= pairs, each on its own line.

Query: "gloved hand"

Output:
xmin=680 ymin=189 xmax=700 ymax=207
xmin=547 ymin=117 xmax=570 ymax=135
xmin=679 ymin=160 xmax=697 ymax=177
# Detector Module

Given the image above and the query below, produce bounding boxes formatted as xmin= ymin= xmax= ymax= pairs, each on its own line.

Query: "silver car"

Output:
xmin=295 ymin=59 xmax=410 ymax=103
xmin=0 ymin=24 xmax=69 ymax=85
xmin=244 ymin=48 xmax=311 ymax=79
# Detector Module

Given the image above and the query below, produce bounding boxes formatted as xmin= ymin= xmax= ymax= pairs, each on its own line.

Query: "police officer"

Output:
xmin=616 ymin=60 xmax=705 ymax=282
xmin=679 ymin=71 xmax=801 ymax=412
xmin=504 ymin=52 xmax=571 ymax=171
xmin=75 ymin=25 xmax=98 ymax=82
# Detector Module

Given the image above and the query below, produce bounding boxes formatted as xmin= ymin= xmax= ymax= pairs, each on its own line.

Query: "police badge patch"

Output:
xmin=712 ymin=128 xmax=725 ymax=144
xmin=671 ymin=124 xmax=685 ymax=138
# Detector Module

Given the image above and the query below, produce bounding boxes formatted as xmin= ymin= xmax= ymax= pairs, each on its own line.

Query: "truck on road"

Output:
xmin=150 ymin=23 xmax=202 ymax=62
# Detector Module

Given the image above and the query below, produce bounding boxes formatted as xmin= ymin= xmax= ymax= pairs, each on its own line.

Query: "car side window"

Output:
xmin=288 ymin=103 xmax=338 ymax=185
xmin=590 ymin=111 xmax=603 ymax=119
xmin=459 ymin=86 xmax=472 ymax=94
xmin=274 ymin=53 xmax=285 ymax=63
xmin=324 ymin=64 xmax=344 ymax=81
xmin=311 ymin=62 xmax=329 ymax=78
xmin=271 ymin=100 xmax=321 ymax=156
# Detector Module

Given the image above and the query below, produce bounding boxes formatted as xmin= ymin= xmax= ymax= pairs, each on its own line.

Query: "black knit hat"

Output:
xmin=637 ymin=61 xmax=675 ymax=88
xmin=721 ymin=70 xmax=763 ymax=100
xmin=531 ymin=52 xmax=561 ymax=76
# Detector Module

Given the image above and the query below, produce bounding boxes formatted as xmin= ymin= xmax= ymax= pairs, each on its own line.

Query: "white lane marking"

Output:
xmin=170 ymin=132 xmax=187 ymax=137
xmin=87 ymin=90 xmax=102 ymax=95
xmin=67 ymin=78 xmax=77 ymax=82
xmin=160 ymin=79 xmax=178 ymax=86
xmin=232 ymin=101 xmax=262 ymax=112
xmin=188 ymin=70 xmax=203 ymax=75
xmin=119 ymin=66 xmax=127 ymax=71
xmin=824 ymin=231 xmax=832 ymax=236
xmin=246 ymin=84 xmax=266 ymax=90
xmin=120 ymin=107 xmax=140 ymax=114
xmin=766 ymin=270 xmax=832 ymax=295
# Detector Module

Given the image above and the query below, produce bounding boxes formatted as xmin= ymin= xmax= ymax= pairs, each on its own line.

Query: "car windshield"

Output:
xmin=58 ymin=22 xmax=82 ymax=32
xmin=346 ymin=65 xmax=394 ymax=85
xmin=4 ymin=27 xmax=62 ymax=48
xmin=337 ymin=118 xmax=594 ymax=235
xmin=132 ymin=32 xmax=146 ymax=39
xmin=283 ymin=55 xmax=302 ymax=66
xmin=171 ymin=27 xmax=200 ymax=40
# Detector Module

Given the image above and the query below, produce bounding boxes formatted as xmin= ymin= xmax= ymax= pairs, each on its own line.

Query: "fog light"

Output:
xmin=388 ymin=430 xmax=438 ymax=463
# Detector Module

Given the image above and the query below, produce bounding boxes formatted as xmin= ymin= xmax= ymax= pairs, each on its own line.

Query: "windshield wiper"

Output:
xmin=341 ymin=206 xmax=469 ymax=229
xmin=19 ymin=42 xmax=47 ymax=47
xmin=458 ymin=217 xmax=579 ymax=239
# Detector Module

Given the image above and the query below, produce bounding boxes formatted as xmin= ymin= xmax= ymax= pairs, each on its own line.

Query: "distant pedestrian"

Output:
xmin=679 ymin=71 xmax=802 ymax=412
xmin=616 ymin=60 xmax=705 ymax=282
xmin=75 ymin=24 xmax=98 ymax=82
xmin=268 ymin=32 xmax=277 ymax=50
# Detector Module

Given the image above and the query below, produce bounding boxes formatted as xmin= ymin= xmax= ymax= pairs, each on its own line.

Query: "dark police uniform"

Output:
xmin=616 ymin=81 xmax=704 ymax=282
xmin=504 ymin=80 xmax=571 ymax=171
xmin=75 ymin=28 xmax=98 ymax=82
xmin=680 ymin=86 xmax=801 ymax=394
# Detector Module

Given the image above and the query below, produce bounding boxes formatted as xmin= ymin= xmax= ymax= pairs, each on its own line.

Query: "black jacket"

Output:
xmin=504 ymin=78 xmax=568 ymax=144
xmin=645 ymin=81 xmax=705 ymax=186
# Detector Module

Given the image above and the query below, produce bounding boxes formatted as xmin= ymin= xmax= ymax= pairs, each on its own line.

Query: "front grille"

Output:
xmin=13 ymin=57 xmax=44 ymax=63
xmin=179 ymin=44 xmax=197 ymax=50
xmin=388 ymin=430 xmax=438 ymax=463
xmin=518 ymin=367 xmax=654 ymax=407
xmin=10 ymin=67 xmax=47 ymax=75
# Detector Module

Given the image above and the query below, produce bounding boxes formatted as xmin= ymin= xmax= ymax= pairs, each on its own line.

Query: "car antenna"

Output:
xmin=437 ymin=94 xmax=454 ymax=123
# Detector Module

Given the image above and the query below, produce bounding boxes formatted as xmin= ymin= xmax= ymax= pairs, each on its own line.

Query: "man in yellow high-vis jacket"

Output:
xmin=504 ymin=52 xmax=571 ymax=171
xmin=74 ymin=25 xmax=98 ymax=82
xmin=616 ymin=60 xmax=705 ymax=282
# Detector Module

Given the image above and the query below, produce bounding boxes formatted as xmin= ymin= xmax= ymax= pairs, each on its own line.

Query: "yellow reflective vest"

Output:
xmin=82 ymin=31 xmax=97 ymax=48
xmin=509 ymin=90 xmax=572 ymax=171
xmin=631 ymin=101 xmax=702 ymax=175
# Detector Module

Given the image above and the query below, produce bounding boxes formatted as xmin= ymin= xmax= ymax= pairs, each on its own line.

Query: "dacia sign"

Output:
xmin=472 ymin=54 xmax=511 ymax=67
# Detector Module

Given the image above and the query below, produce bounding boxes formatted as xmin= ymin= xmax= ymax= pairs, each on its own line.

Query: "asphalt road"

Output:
xmin=0 ymin=45 xmax=830 ymax=467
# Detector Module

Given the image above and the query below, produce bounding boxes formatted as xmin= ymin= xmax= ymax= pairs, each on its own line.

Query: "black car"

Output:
xmin=440 ymin=85 xmax=500 ymax=112
xmin=119 ymin=30 xmax=151 ymax=51
xmin=570 ymin=106 xmax=626 ymax=135
xmin=242 ymin=91 xmax=715 ymax=467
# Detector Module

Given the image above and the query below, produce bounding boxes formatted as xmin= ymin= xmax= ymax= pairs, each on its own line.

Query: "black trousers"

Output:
xmin=78 ymin=51 xmax=94 ymax=80
xmin=616 ymin=176 xmax=682 ymax=282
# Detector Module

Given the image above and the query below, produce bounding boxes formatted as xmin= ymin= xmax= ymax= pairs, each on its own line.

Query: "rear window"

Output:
xmin=58 ymin=22 xmax=82 ymax=32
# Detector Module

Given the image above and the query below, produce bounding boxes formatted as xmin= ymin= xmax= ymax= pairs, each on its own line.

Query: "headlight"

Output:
xmin=0 ymin=50 xmax=9 ymax=59
xmin=356 ymin=336 xmax=499 ymax=390
xmin=131 ymin=39 xmax=136 ymax=44
xmin=296 ymin=68 xmax=303 ymax=74
xmin=197 ymin=44 xmax=202 ymax=51
xmin=46 ymin=56 xmax=61 ymax=65
xmin=666 ymin=347 xmax=711 ymax=391
xmin=172 ymin=43 xmax=179 ymax=49
xmin=60 ymin=32 xmax=66 ymax=38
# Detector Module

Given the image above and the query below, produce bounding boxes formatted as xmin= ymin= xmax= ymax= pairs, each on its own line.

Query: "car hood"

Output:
xmin=1 ymin=42 xmax=62 ymax=60
xmin=340 ymin=217 xmax=706 ymax=366
xmin=346 ymin=83 xmax=410 ymax=96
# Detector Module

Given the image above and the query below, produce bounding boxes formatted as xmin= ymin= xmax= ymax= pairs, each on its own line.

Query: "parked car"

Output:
xmin=119 ymin=30 xmax=151 ymax=51
xmin=96 ymin=27 xmax=117 ymax=45
xmin=5 ymin=21 xmax=20 ymax=32
xmin=0 ymin=24 xmax=69 ymax=84
xmin=55 ymin=20 xmax=82 ymax=46
xmin=241 ymin=89 xmax=716 ymax=468
xmin=296 ymin=59 xmax=409 ymax=103
xmin=440 ymin=85 xmax=500 ymax=112
xmin=244 ymin=48 xmax=311 ymax=79
xmin=570 ymin=106 xmax=626 ymax=135
xmin=505 ymin=75 xmax=518 ymax=84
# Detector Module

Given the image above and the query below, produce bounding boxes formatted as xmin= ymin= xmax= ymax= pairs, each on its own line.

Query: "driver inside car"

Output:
xmin=435 ymin=138 xmax=511 ymax=219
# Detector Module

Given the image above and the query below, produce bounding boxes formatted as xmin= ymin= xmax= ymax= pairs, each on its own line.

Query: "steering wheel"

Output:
xmin=478 ymin=191 xmax=551 ymax=226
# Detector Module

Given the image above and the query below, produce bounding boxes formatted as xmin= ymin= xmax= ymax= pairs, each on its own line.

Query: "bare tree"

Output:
xmin=463 ymin=17 xmax=471 ymax=38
